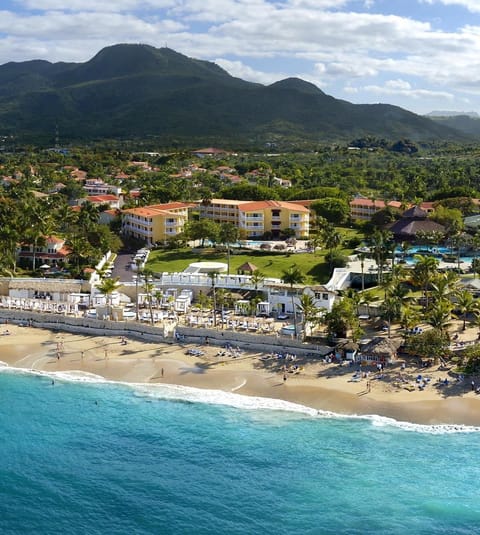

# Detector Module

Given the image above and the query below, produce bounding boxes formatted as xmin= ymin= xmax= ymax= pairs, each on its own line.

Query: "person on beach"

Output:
xmin=161 ymin=368 xmax=164 ymax=378
xmin=283 ymin=373 xmax=287 ymax=382
xmin=472 ymin=380 xmax=475 ymax=391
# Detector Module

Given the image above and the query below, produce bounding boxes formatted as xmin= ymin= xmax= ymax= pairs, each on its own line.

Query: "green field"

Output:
xmin=148 ymin=248 xmax=333 ymax=285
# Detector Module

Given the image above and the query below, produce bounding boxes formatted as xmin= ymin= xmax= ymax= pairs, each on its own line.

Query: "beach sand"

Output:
xmin=2 ymin=324 xmax=480 ymax=426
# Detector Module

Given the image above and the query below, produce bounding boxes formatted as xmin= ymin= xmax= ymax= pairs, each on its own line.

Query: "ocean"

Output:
xmin=1 ymin=367 xmax=480 ymax=534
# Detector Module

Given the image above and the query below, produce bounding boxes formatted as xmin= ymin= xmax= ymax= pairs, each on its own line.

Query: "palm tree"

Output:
xmin=308 ymin=232 xmax=322 ymax=255
xmin=134 ymin=258 xmax=142 ymax=321
xmin=400 ymin=303 xmax=422 ymax=341
xmin=411 ymin=254 xmax=439 ymax=310
xmin=370 ymin=229 xmax=393 ymax=284
xmin=322 ymin=225 xmax=342 ymax=273
xmin=358 ymin=252 xmax=366 ymax=291
xmin=430 ymin=271 xmax=459 ymax=304
xmin=250 ymin=269 xmax=266 ymax=293
xmin=359 ymin=289 xmax=376 ymax=318
xmin=298 ymin=293 xmax=322 ymax=341
xmin=96 ymin=277 xmax=121 ymax=316
xmin=142 ymin=268 xmax=156 ymax=324
xmin=380 ymin=295 xmax=402 ymax=338
xmin=341 ymin=288 xmax=361 ymax=316
xmin=219 ymin=222 xmax=238 ymax=275
xmin=78 ymin=201 xmax=100 ymax=232
xmin=207 ymin=271 xmax=219 ymax=327
xmin=426 ymin=299 xmax=453 ymax=335
xmin=281 ymin=265 xmax=305 ymax=338
xmin=455 ymin=289 xmax=476 ymax=331
xmin=399 ymin=241 xmax=411 ymax=263
xmin=471 ymin=232 xmax=480 ymax=279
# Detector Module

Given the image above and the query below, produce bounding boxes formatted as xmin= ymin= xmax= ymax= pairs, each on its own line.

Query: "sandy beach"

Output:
xmin=2 ymin=324 xmax=480 ymax=426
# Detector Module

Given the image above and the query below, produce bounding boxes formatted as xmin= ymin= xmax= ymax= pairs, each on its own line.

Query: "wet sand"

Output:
xmin=2 ymin=324 xmax=480 ymax=426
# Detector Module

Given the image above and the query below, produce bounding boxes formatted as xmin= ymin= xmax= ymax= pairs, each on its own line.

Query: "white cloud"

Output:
xmin=421 ymin=0 xmax=480 ymax=14
xmin=15 ymin=0 xmax=176 ymax=11
xmin=361 ymin=79 xmax=454 ymax=100
xmin=214 ymin=58 xmax=286 ymax=84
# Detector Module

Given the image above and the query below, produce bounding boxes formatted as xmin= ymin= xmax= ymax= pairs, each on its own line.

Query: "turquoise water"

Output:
xmin=395 ymin=245 xmax=474 ymax=266
xmin=2 ymin=368 xmax=480 ymax=534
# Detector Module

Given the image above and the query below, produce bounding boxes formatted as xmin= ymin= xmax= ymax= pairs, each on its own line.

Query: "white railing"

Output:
xmin=125 ymin=272 xmax=283 ymax=291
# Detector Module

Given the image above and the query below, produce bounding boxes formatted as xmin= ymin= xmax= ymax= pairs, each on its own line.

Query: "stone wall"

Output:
xmin=175 ymin=326 xmax=331 ymax=356
xmin=0 ymin=310 xmax=332 ymax=357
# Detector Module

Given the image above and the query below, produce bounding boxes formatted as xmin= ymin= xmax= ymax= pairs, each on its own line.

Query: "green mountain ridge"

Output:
xmin=0 ymin=43 xmax=470 ymax=145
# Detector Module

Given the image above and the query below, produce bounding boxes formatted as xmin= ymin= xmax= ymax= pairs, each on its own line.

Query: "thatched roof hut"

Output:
xmin=360 ymin=337 xmax=401 ymax=363
xmin=237 ymin=262 xmax=258 ymax=274
xmin=336 ymin=340 xmax=360 ymax=361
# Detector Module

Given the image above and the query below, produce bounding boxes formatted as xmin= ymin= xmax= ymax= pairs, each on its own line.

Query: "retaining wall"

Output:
xmin=0 ymin=310 xmax=332 ymax=357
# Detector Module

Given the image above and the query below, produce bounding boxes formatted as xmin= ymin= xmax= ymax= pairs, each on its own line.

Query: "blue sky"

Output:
xmin=1 ymin=0 xmax=480 ymax=114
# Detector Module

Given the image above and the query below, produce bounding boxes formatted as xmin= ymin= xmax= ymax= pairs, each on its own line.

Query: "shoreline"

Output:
xmin=3 ymin=324 xmax=480 ymax=427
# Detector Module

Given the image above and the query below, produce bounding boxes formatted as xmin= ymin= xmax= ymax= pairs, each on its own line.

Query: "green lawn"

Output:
xmin=148 ymin=247 xmax=335 ymax=285
xmin=147 ymin=225 xmax=365 ymax=285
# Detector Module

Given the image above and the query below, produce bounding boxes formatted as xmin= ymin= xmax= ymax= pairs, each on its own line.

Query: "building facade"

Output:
xmin=199 ymin=199 xmax=309 ymax=239
xmin=121 ymin=202 xmax=192 ymax=245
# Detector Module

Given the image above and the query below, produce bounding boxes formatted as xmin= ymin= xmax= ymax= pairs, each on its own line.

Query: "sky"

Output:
xmin=2 ymin=0 xmax=480 ymax=115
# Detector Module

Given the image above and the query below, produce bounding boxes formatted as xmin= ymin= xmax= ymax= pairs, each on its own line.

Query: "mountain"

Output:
xmin=0 ymin=43 xmax=470 ymax=146
xmin=426 ymin=113 xmax=480 ymax=137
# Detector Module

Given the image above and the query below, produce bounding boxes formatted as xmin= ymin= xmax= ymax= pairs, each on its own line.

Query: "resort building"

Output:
xmin=349 ymin=198 xmax=403 ymax=221
xmin=350 ymin=197 xmax=438 ymax=222
xmin=388 ymin=206 xmax=445 ymax=241
xmin=83 ymin=194 xmax=123 ymax=209
xmin=83 ymin=178 xmax=122 ymax=196
xmin=199 ymin=199 xmax=310 ymax=239
xmin=121 ymin=202 xmax=193 ymax=245
xmin=17 ymin=236 xmax=70 ymax=268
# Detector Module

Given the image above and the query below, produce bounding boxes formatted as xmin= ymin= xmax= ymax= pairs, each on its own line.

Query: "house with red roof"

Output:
xmin=121 ymin=202 xmax=194 ymax=245
xmin=17 ymin=236 xmax=70 ymax=268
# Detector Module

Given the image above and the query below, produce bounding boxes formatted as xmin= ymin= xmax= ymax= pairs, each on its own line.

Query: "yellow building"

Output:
xmin=121 ymin=202 xmax=192 ymax=245
xmin=198 ymin=199 xmax=243 ymax=224
xmin=199 ymin=199 xmax=309 ymax=239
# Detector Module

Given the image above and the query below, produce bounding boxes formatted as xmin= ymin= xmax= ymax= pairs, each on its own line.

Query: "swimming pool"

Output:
xmin=396 ymin=245 xmax=475 ymax=266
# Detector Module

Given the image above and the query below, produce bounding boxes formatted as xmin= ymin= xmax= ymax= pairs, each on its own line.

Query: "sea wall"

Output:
xmin=174 ymin=325 xmax=331 ymax=357
xmin=0 ymin=310 xmax=332 ymax=357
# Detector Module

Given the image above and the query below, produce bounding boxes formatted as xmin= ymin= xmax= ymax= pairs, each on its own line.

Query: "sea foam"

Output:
xmin=1 ymin=364 xmax=479 ymax=434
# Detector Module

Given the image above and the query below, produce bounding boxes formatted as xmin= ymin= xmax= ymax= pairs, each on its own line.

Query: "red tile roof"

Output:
xmin=239 ymin=200 xmax=309 ymax=213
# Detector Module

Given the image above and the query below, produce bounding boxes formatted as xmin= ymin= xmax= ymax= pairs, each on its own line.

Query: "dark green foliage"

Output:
xmin=405 ymin=329 xmax=450 ymax=364
xmin=369 ymin=206 xmax=402 ymax=228
xmin=390 ymin=139 xmax=419 ymax=153
xmin=324 ymin=250 xmax=348 ymax=269
xmin=220 ymin=183 xmax=280 ymax=200
xmin=311 ymin=197 xmax=350 ymax=224
xmin=460 ymin=344 xmax=480 ymax=374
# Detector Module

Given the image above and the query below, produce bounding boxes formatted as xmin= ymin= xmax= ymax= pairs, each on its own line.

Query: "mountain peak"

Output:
xmin=269 ymin=77 xmax=324 ymax=95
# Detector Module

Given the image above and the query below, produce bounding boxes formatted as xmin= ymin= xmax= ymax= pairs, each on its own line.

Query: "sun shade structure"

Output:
xmin=237 ymin=262 xmax=258 ymax=274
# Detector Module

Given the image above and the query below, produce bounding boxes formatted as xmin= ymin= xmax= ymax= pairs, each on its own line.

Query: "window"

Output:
xmin=272 ymin=210 xmax=281 ymax=217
